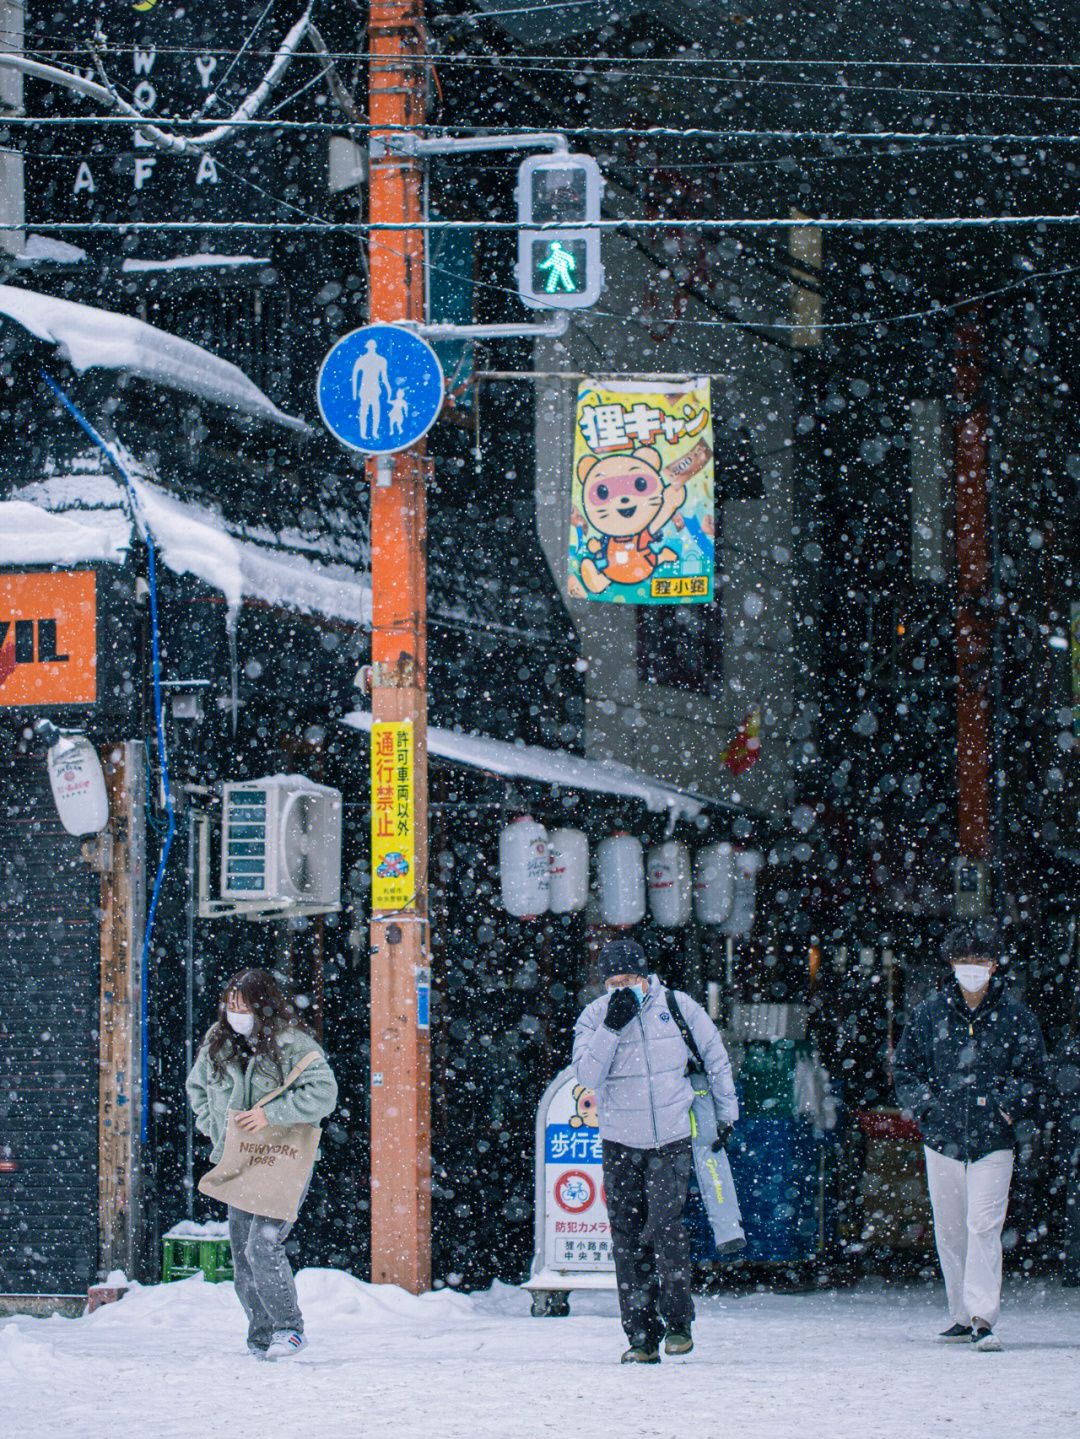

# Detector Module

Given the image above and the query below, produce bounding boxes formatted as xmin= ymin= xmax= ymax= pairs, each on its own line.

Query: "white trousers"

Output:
xmin=923 ymin=1145 xmax=1014 ymax=1327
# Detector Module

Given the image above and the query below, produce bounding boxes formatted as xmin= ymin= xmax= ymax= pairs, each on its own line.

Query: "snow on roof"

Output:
xmin=15 ymin=234 xmax=88 ymax=264
xmin=0 ymin=499 xmax=130 ymax=566
xmin=121 ymin=255 xmax=270 ymax=274
xmin=132 ymin=478 xmax=370 ymax=629
xmin=0 ymin=283 xmax=308 ymax=432
xmin=3 ymin=467 xmax=370 ymax=630
xmin=342 ymin=710 xmax=704 ymax=823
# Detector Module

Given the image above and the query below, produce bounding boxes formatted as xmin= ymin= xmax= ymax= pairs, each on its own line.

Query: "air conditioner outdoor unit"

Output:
xmin=220 ymin=775 xmax=342 ymax=913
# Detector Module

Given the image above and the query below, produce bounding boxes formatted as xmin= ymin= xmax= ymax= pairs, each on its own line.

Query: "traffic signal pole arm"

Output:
xmin=370 ymin=131 xmax=569 ymax=158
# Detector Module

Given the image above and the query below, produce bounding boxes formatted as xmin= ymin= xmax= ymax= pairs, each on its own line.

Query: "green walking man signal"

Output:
xmin=516 ymin=154 xmax=604 ymax=310
xmin=534 ymin=238 xmax=589 ymax=295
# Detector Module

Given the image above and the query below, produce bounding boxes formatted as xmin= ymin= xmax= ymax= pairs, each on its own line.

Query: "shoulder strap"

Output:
xmin=667 ymin=989 xmax=705 ymax=1073
xmin=255 ymin=1048 xmax=321 ymax=1108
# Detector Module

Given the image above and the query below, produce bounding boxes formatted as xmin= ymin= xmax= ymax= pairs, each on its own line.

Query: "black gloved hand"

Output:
xmin=711 ymin=1124 xmax=734 ymax=1153
xmin=604 ymin=986 xmax=640 ymax=1032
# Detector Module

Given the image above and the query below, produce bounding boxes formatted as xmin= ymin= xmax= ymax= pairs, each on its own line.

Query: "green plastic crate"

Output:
xmin=162 ymin=1236 xmax=233 ymax=1284
xmin=737 ymin=1039 xmax=812 ymax=1118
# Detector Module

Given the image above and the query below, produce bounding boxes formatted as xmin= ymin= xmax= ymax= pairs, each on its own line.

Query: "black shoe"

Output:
xmin=620 ymin=1346 xmax=661 ymax=1364
xmin=664 ymin=1329 xmax=693 ymax=1356
xmin=972 ymin=1325 xmax=1002 ymax=1352
xmin=937 ymin=1324 xmax=973 ymax=1343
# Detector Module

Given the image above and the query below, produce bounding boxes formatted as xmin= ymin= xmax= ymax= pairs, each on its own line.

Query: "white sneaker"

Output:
xmin=972 ymin=1325 xmax=1002 ymax=1352
xmin=265 ymin=1331 xmax=307 ymax=1361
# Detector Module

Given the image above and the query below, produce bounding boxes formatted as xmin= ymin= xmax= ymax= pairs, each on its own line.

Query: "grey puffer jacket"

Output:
xmin=573 ymin=973 xmax=738 ymax=1149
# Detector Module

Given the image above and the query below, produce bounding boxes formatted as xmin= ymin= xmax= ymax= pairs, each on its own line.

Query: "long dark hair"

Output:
xmin=205 ymin=968 xmax=308 ymax=1081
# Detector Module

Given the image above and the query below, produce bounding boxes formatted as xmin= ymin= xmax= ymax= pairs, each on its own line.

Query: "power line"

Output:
xmin=3 ymin=117 xmax=1080 ymax=145
xmin=16 ymin=45 xmax=1080 ymax=107
xmin=7 ymin=213 xmax=1080 ymax=233
xmin=19 ymin=44 xmax=1080 ymax=70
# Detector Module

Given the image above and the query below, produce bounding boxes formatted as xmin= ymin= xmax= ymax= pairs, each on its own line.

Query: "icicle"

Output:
xmin=227 ymin=618 xmax=240 ymax=737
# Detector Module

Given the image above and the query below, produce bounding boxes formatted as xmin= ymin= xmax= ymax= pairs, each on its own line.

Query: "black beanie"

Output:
xmin=600 ymin=938 xmax=648 ymax=981
xmin=941 ymin=921 xmax=1004 ymax=965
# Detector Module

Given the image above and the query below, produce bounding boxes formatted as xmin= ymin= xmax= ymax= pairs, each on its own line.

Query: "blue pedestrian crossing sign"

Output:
xmin=316 ymin=324 xmax=445 ymax=454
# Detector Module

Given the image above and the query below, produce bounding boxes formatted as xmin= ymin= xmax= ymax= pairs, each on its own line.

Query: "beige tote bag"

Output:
xmin=198 ymin=1050 xmax=322 ymax=1222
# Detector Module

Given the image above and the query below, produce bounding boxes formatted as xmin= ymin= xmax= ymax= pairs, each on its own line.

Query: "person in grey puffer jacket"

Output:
xmin=573 ymin=938 xmax=737 ymax=1364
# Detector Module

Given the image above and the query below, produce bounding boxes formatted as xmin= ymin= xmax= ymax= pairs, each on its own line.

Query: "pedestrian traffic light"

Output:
xmin=515 ymin=153 xmax=604 ymax=310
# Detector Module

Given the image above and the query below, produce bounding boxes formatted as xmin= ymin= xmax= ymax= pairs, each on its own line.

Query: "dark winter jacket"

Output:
xmin=573 ymin=973 xmax=738 ymax=1149
xmin=893 ymin=977 xmax=1047 ymax=1163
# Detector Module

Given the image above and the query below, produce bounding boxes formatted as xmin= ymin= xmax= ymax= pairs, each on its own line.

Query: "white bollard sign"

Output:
xmin=524 ymin=1066 xmax=616 ymax=1314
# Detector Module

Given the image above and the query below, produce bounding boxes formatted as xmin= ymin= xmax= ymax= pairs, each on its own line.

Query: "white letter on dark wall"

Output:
xmin=73 ymin=162 xmax=96 ymax=195
xmin=195 ymin=55 xmax=218 ymax=89
xmin=195 ymin=153 xmax=219 ymax=185
xmin=134 ymin=156 xmax=157 ymax=190
xmin=133 ymin=47 xmax=157 ymax=77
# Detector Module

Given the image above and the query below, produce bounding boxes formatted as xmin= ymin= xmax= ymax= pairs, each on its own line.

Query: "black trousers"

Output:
xmin=602 ymin=1137 xmax=694 ymax=1351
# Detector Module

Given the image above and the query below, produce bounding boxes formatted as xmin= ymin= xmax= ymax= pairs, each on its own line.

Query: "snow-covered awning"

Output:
xmin=0 ymin=283 xmax=308 ymax=432
xmin=1 ymin=470 xmax=370 ymax=630
xmin=342 ymin=710 xmax=704 ymax=824
xmin=0 ymin=499 xmax=129 ymax=565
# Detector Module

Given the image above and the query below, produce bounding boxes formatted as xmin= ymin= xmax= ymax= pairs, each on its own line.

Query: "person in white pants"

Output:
xmin=922 ymin=1146 xmax=1013 ymax=1338
xmin=894 ymin=922 xmax=1047 ymax=1352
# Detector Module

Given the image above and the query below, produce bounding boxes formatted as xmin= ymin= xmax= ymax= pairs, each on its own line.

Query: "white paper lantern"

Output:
xmin=46 ymin=735 xmax=110 ymax=837
xmin=499 ymin=816 xmax=550 ymax=918
xmin=647 ymin=840 xmax=692 ymax=928
xmin=597 ymin=833 xmax=645 ymax=927
xmin=722 ymin=849 xmax=764 ymax=937
xmin=549 ymin=828 xmax=589 ymax=914
xmin=693 ymin=841 xmax=735 ymax=925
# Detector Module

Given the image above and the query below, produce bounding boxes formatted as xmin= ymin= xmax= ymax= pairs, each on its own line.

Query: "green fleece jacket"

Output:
xmin=185 ymin=1026 xmax=338 ymax=1164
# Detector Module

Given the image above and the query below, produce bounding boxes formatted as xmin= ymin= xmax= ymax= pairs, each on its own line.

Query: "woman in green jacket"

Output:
xmin=186 ymin=968 xmax=338 ymax=1361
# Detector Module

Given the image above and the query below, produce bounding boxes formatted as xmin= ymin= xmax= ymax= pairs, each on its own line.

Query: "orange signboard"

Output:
xmin=0 ymin=570 xmax=97 ymax=707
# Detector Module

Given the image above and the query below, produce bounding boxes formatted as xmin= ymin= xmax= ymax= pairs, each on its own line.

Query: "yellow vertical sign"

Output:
xmin=371 ymin=721 xmax=416 ymax=912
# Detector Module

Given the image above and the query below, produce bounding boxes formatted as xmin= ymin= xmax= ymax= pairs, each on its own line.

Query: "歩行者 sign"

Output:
xmin=530 ymin=1068 xmax=615 ymax=1282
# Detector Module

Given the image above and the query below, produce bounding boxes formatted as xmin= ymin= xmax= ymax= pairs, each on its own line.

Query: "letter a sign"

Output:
xmin=317 ymin=325 xmax=444 ymax=456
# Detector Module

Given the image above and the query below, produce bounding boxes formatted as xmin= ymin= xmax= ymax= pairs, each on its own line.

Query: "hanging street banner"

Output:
xmin=569 ymin=379 xmax=715 ymax=605
xmin=371 ymin=721 xmax=416 ymax=912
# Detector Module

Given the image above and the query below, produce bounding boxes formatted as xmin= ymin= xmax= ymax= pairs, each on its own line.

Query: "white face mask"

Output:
xmin=953 ymin=964 xmax=992 ymax=995
xmin=607 ymin=979 xmax=647 ymax=1005
xmin=226 ymin=1009 xmax=256 ymax=1036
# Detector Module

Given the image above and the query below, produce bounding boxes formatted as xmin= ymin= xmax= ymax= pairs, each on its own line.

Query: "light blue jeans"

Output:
xmin=228 ymin=1179 xmax=310 ymax=1348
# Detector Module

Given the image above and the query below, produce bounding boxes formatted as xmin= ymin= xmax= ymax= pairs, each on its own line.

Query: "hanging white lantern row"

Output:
xmin=693 ymin=841 xmax=735 ymax=925
xmin=721 ymin=849 xmax=764 ymax=937
xmin=46 ymin=734 xmax=110 ymax=837
xmin=499 ymin=816 xmax=551 ymax=919
xmin=647 ymin=840 xmax=692 ymax=928
xmin=597 ymin=833 xmax=646 ymax=927
xmin=549 ymin=827 xmax=589 ymax=914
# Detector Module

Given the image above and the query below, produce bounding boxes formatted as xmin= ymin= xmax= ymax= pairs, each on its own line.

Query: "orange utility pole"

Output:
xmin=367 ymin=0 xmax=432 ymax=1293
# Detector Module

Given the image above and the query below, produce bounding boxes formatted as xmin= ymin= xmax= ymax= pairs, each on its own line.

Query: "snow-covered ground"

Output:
xmin=2 ymin=1273 xmax=1077 ymax=1439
